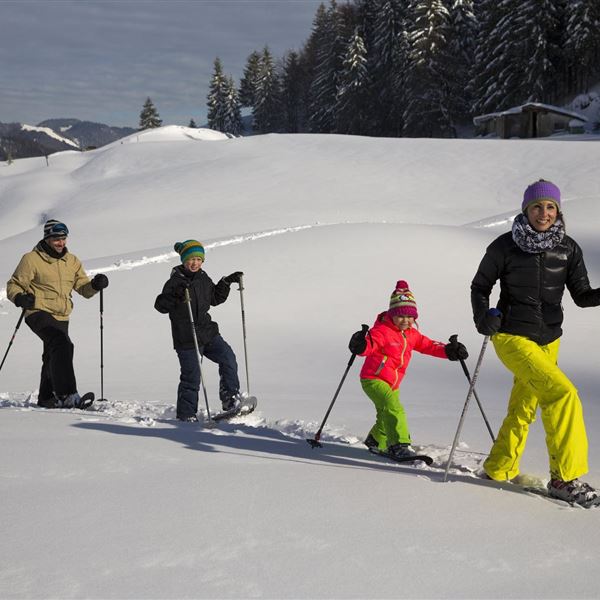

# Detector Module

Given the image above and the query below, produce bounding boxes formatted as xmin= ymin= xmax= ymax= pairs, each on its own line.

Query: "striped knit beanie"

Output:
xmin=174 ymin=240 xmax=205 ymax=263
xmin=522 ymin=179 xmax=561 ymax=212
xmin=388 ymin=280 xmax=418 ymax=319
xmin=43 ymin=219 xmax=69 ymax=239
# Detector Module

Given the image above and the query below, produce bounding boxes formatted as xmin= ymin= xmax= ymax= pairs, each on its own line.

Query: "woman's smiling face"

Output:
xmin=525 ymin=200 xmax=558 ymax=232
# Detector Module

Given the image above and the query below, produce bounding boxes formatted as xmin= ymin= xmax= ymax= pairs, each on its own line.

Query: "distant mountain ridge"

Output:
xmin=0 ymin=118 xmax=136 ymax=161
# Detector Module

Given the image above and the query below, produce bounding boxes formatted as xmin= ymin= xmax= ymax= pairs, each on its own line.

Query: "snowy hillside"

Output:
xmin=1 ymin=128 xmax=600 ymax=599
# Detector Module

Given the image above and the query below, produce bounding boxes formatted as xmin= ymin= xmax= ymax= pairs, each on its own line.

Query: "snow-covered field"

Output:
xmin=1 ymin=126 xmax=600 ymax=599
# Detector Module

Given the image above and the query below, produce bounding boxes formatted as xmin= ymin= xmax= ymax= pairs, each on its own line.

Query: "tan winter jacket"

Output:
xmin=7 ymin=243 xmax=97 ymax=321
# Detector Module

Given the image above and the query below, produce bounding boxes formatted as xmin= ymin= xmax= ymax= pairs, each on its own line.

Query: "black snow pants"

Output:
xmin=25 ymin=311 xmax=77 ymax=406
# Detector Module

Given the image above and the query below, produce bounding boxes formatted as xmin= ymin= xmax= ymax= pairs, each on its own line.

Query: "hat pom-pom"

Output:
xmin=174 ymin=242 xmax=182 ymax=253
xmin=396 ymin=280 xmax=409 ymax=290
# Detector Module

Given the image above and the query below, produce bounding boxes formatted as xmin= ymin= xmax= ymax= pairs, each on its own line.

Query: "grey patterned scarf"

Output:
xmin=511 ymin=212 xmax=565 ymax=253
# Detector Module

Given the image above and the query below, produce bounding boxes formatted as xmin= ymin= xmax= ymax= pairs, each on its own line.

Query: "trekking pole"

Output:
xmin=98 ymin=289 xmax=107 ymax=401
xmin=238 ymin=275 xmax=250 ymax=395
xmin=448 ymin=335 xmax=495 ymax=443
xmin=184 ymin=288 xmax=212 ymax=421
xmin=443 ymin=335 xmax=490 ymax=482
xmin=306 ymin=324 xmax=368 ymax=449
xmin=0 ymin=310 xmax=25 ymax=374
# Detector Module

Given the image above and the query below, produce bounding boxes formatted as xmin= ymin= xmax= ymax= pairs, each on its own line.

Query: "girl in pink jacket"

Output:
xmin=348 ymin=280 xmax=467 ymax=460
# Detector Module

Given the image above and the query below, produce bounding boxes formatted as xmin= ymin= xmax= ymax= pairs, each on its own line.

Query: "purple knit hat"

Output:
xmin=388 ymin=280 xmax=418 ymax=319
xmin=522 ymin=179 xmax=561 ymax=212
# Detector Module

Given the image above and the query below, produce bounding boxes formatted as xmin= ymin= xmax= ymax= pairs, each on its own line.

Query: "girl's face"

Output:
xmin=392 ymin=315 xmax=415 ymax=330
xmin=184 ymin=257 xmax=204 ymax=272
xmin=525 ymin=201 xmax=558 ymax=232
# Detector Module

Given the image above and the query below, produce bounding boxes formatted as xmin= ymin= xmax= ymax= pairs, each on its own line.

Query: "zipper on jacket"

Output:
xmin=391 ymin=333 xmax=408 ymax=388
xmin=538 ymin=253 xmax=545 ymax=338
xmin=399 ymin=332 xmax=407 ymax=368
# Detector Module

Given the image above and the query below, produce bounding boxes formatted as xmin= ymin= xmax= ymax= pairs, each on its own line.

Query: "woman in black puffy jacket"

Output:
xmin=471 ymin=179 xmax=600 ymax=507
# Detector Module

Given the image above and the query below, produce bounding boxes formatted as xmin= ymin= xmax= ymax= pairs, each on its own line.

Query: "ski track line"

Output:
xmin=0 ymin=220 xmax=443 ymax=304
xmin=0 ymin=224 xmax=317 ymax=303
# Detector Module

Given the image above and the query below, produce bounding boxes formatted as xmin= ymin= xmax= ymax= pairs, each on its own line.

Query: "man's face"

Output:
xmin=47 ymin=237 xmax=67 ymax=253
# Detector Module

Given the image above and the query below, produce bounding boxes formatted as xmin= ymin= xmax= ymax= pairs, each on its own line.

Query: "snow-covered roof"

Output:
xmin=474 ymin=102 xmax=588 ymax=125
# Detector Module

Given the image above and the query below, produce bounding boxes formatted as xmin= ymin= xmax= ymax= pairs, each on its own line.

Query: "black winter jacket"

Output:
xmin=154 ymin=266 xmax=230 ymax=350
xmin=471 ymin=231 xmax=600 ymax=345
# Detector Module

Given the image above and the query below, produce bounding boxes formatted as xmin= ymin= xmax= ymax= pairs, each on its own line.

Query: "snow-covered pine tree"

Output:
xmin=222 ymin=76 xmax=243 ymax=135
xmin=281 ymin=51 xmax=305 ymax=133
xmin=239 ymin=50 xmax=262 ymax=108
xmin=471 ymin=0 xmax=512 ymax=115
xmin=472 ymin=0 xmax=562 ymax=114
xmin=188 ymin=118 xmax=197 ymax=128
xmin=308 ymin=1 xmax=345 ymax=133
xmin=446 ymin=0 xmax=477 ymax=127
xmin=207 ymin=57 xmax=228 ymax=132
xmin=403 ymin=0 xmax=455 ymax=137
xmin=138 ymin=97 xmax=162 ymax=130
xmin=564 ymin=0 xmax=600 ymax=93
xmin=336 ymin=27 xmax=371 ymax=135
xmin=252 ymin=46 xmax=282 ymax=133
xmin=513 ymin=0 xmax=562 ymax=105
xmin=365 ymin=0 xmax=408 ymax=136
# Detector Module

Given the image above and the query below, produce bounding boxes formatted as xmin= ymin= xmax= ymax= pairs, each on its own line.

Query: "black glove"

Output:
xmin=445 ymin=336 xmax=469 ymax=361
xmin=155 ymin=293 xmax=179 ymax=312
xmin=171 ymin=279 xmax=191 ymax=300
xmin=348 ymin=324 xmax=369 ymax=355
xmin=477 ymin=308 xmax=502 ymax=336
xmin=14 ymin=293 xmax=35 ymax=309
xmin=222 ymin=271 xmax=244 ymax=286
xmin=91 ymin=274 xmax=109 ymax=291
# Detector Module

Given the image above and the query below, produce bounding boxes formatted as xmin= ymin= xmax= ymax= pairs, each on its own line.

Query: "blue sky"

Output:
xmin=0 ymin=0 xmax=322 ymax=127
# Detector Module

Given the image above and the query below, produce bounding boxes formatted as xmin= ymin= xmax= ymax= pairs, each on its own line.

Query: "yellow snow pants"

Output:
xmin=483 ymin=333 xmax=588 ymax=482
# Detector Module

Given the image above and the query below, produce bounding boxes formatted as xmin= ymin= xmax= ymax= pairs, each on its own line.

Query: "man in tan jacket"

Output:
xmin=7 ymin=219 xmax=109 ymax=408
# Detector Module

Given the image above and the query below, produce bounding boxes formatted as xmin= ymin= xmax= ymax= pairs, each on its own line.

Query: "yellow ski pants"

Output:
xmin=483 ymin=333 xmax=588 ymax=482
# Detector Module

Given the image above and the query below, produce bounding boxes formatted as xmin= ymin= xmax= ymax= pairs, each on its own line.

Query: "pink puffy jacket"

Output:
xmin=359 ymin=312 xmax=448 ymax=390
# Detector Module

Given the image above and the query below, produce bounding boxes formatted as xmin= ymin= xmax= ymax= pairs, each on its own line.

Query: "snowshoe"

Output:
xmin=54 ymin=392 xmax=95 ymax=410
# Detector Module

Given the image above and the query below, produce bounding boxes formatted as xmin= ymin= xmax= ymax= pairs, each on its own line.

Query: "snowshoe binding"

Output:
xmin=547 ymin=478 xmax=600 ymax=509
xmin=212 ymin=394 xmax=257 ymax=422
xmin=53 ymin=392 xmax=95 ymax=410
xmin=370 ymin=443 xmax=433 ymax=466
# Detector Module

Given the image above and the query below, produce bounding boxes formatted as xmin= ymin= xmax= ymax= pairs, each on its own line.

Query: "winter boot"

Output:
xmin=547 ymin=478 xmax=600 ymax=508
xmin=178 ymin=414 xmax=199 ymax=423
xmin=222 ymin=393 xmax=242 ymax=412
xmin=386 ymin=443 xmax=418 ymax=460
xmin=364 ymin=434 xmax=379 ymax=450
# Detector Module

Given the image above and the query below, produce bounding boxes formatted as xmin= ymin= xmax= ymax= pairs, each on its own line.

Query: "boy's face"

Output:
xmin=392 ymin=315 xmax=415 ymax=330
xmin=184 ymin=257 xmax=204 ymax=272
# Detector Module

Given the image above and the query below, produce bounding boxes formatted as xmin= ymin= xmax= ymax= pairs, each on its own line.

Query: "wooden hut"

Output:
xmin=474 ymin=103 xmax=587 ymax=138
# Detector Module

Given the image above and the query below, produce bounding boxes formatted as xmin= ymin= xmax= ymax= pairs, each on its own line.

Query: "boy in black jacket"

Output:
xmin=154 ymin=240 xmax=243 ymax=422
